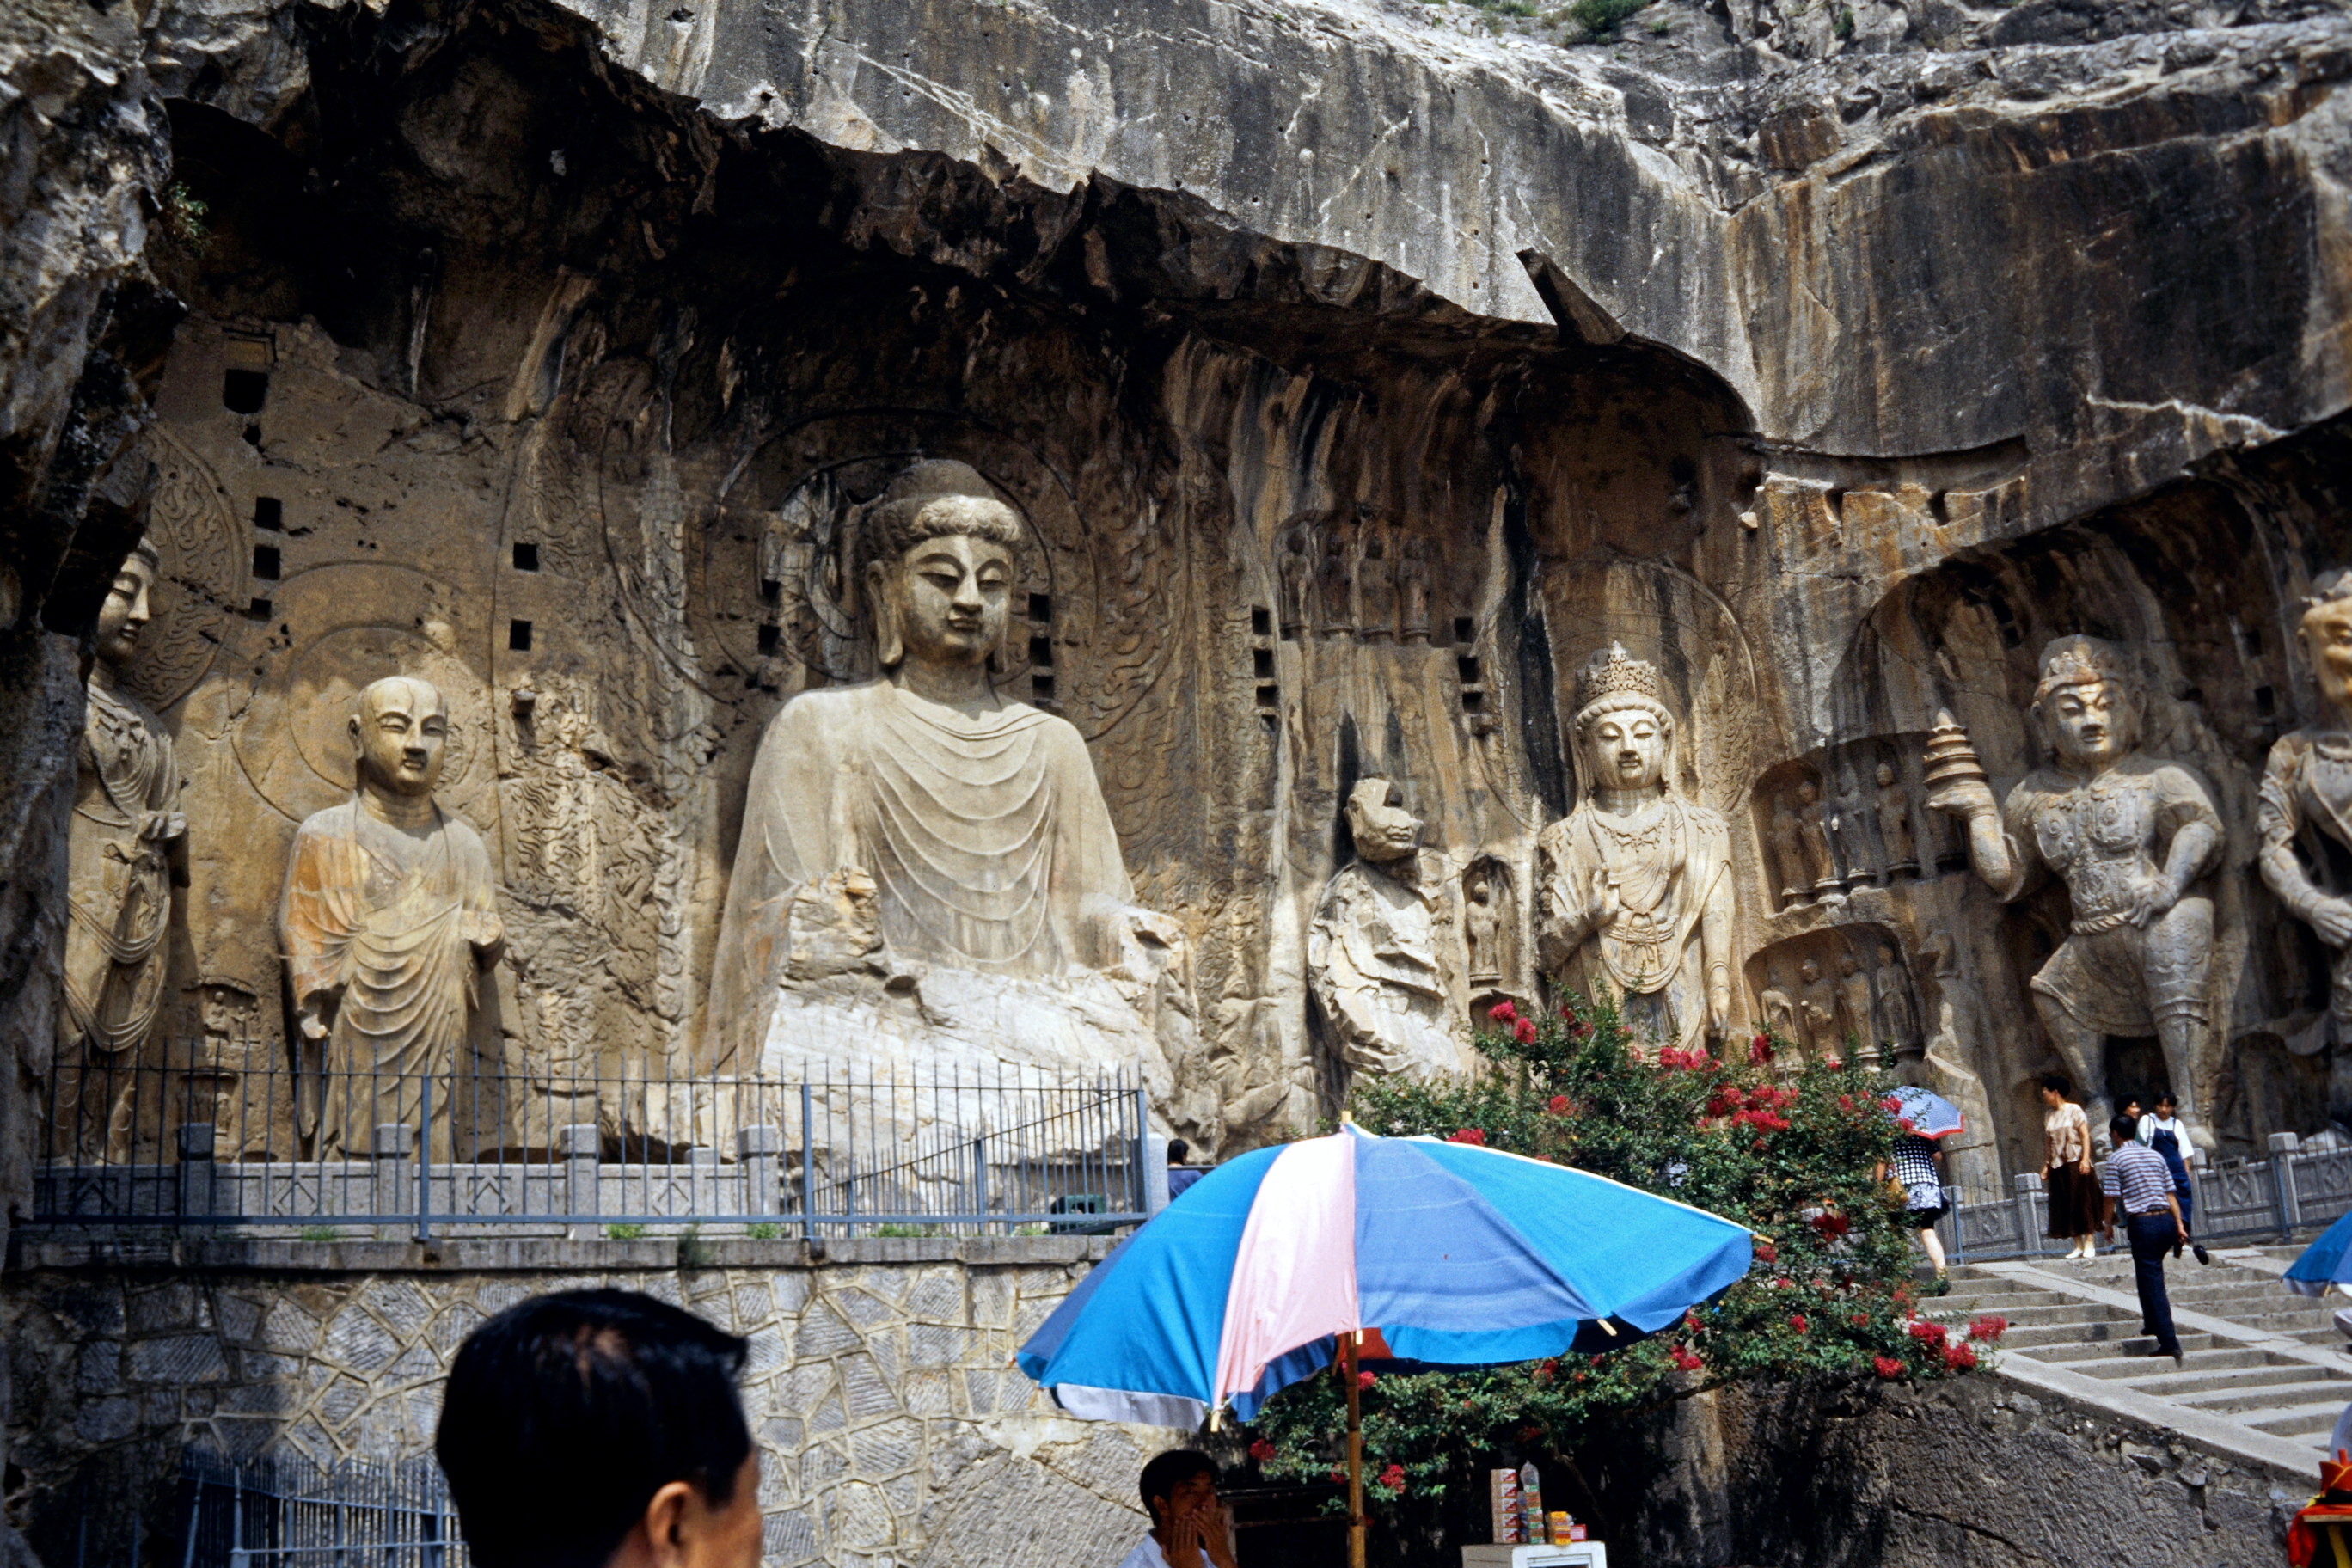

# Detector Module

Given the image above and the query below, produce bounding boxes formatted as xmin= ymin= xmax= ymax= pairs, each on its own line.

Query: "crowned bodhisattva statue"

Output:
xmin=1927 ymin=635 xmax=2224 ymax=1148
xmin=1535 ymin=645 xmax=1733 ymax=1061
xmin=2260 ymin=570 xmax=2352 ymax=1106
xmin=58 ymin=540 xmax=185 ymax=1161
xmin=706 ymin=460 xmax=1195 ymax=1102
xmin=279 ymin=676 xmax=506 ymax=1156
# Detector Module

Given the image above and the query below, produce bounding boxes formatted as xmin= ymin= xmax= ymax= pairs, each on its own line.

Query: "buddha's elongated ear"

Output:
xmin=865 ymin=560 xmax=903 ymax=669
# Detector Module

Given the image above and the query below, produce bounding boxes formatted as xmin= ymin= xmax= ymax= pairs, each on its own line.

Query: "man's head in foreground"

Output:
xmin=1140 ymin=1449 xmax=1220 ymax=1533
xmin=437 ymin=1289 xmax=760 ymax=1568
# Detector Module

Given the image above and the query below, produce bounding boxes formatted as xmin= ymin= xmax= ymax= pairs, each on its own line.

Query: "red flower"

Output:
xmin=1907 ymin=1320 xmax=1947 ymax=1347
xmin=1377 ymin=1463 xmax=1406 ymax=1491
xmin=1683 ymin=1309 xmax=1701 ymax=1331
xmin=1810 ymin=1211 xmax=1851 ymax=1241
xmin=1967 ymin=1315 xmax=2008 ymax=1342
xmin=1755 ymin=1239 xmax=1779 ymax=1265
xmin=1897 ymin=1118 xmax=1917 ymax=1134
xmin=1883 ymin=1095 xmax=1904 ymax=1112
xmin=1547 ymin=1094 xmax=1573 ymax=1116
xmin=1823 ymin=1057 xmax=1843 ymax=1070
xmin=1533 ymin=1358 xmax=1557 ymax=1382
xmin=1771 ymin=1277 xmax=1793 ymax=1289
xmin=1789 ymin=1314 xmax=1809 ymax=1333
xmin=1448 ymin=1127 xmax=1487 ymax=1146
xmin=1940 ymin=1340 xmax=1978 ymax=1372
xmin=1329 ymin=1467 xmax=1346 ymax=1484
xmin=1520 ymin=1425 xmax=1543 ymax=1442
xmin=1839 ymin=1094 xmax=1855 ymax=1113
xmin=1849 ymin=1313 xmax=1869 ymax=1327
xmin=1357 ymin=1370 xmax=1375 ymax=1389
xmin=1749 ymin=1032 xmax=1774 ymax=1064
xmin=1514 ymin=1017 xmax=1539 ymax=1045
xmin=1669 ymin=1345 xmax=1703 ymax=1371
xmin=1571 ymin=1020 xmax=1592 ymax=1038
xmin=1872 ymin=1354 xmax=1906 ymax=1380
xmin=1249 ymin=1438 xmax=1277 ymax=1462
xmin=1489 ymin=1001 xmax=1518 ymax=1025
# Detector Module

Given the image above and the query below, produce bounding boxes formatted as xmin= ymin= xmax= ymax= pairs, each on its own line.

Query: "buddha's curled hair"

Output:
xmin=868 ymin=459 xmax=1025 ymax=560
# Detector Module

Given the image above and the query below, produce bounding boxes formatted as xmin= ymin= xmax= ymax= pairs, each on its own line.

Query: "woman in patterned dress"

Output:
xmin=2041 ymin=1074 xmax=2101 ymax=1259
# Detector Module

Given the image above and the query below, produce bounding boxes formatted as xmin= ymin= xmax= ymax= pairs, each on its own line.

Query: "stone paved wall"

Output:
xmin=2 ymin=1236 xmax=1178 ymax=1568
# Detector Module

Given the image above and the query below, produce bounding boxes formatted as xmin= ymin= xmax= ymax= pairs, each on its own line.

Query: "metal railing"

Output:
xmin=33 ymin=1036 xmax=1156 ymax=1237
xmin=1934 ymin=1131 xmax=2352 ymax=1265
xmin=180 ymin=1453 xmax=460 ymax=1568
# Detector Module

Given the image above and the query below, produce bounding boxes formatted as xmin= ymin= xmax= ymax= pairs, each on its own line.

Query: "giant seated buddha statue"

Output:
xmin=703 ymin=460 xmax=1195 ymax=1108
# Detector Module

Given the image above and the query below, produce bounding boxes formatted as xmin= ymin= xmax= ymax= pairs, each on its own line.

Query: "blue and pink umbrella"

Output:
xmin=1017 ymin=1124 xmax=1753 ymax=1428
xmin=1885 ymin=1086 xmax=1967 ymax=1141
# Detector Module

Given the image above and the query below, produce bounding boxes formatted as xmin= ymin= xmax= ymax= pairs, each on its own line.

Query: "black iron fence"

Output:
xmin=175 ymin=1454 xmax=461 ymax=1568
xmin=1935 ymin=1130 xmax=2352 ymax=1263
xmin=34 ymin=1037 xmax=1159 ymax=1237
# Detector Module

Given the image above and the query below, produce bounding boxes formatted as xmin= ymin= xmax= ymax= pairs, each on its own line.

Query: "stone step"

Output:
xmin=2246 ymin=1400 xmax=2352 ymax=1437
xmin=1994 ymin=1320 xmax=2147 ymax=1350
xmin=2105 ymin=1360 xmax=2343 ymax=1398
xmin=2037 ymin=1331 xmax=2222 ymax=1362
xmin=2058 ymin=1345 xmax=2281 ymax=1379
xmin=2171 ymin=1376 xmax=2352 ymax=1415
xmin=1928 ymin=1299 xmax=2133 ymax=1327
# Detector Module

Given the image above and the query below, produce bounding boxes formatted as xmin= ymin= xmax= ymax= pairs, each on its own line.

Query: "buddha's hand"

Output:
xmin=1924 ymin=774 xmax=1997 ymax=821
xmin=462 ymin=910 xmax=506 ymax=965
xmin=296 ymin=994 xmax=337 ymax=1043
xmin=1589 ymin=868 xmax=1621 ymax=930
xmin=2311 ymin=896 xmax=2352 ymax=948
xmin=2122 ymin=872 xmax=2180 ymax=929
xmin=139 ymin=809 xmax=187 ymax=844
xmin=1095 ymin=900 xmax=1185 ymax=978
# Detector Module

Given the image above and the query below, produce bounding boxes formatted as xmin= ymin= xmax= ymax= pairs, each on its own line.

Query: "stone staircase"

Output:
xmin=1926 ymin=1245 xmax=2352 ymax=1473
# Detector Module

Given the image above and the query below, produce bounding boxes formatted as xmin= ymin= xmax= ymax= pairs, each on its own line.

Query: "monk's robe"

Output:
xmin=279 ymin=799 xmax=503 ymax=1155
xmin=706 ymin=681 xmax=1141 ymax=1073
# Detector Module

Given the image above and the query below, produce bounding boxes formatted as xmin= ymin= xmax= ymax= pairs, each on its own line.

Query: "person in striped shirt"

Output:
xmin=2099 ymin=1113 xmax=2189 ymax=1365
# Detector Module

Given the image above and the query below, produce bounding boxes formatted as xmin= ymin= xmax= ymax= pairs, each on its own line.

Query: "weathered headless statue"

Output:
xmin=58 ymin=541 xmax=184 ymax=1161
xmin=1535 ymin=645 xmax=1732 ymax=1062
xmin=1927 ymin=636 xmax=2223 ymax=1148
xmin=2259 ymin=568 xmax=2352 ymax=1112
xmin=279 ymin=676 xmax=505 ymax=1155
xmin=706 ymin=461 xmax=1193 ymax=1100
xmin=1308 ymin=780 xmax=1475 ymax=1084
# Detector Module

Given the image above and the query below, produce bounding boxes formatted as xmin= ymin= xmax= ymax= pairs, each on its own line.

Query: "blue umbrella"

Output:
xmin=1885 ymin=1086 xmax=1966 ymax=1141
xmin=2286 ymin=1207 xmax=2352 ymax=1297
xmin=1019 ymin=1124 xmax=1750 ymax=1422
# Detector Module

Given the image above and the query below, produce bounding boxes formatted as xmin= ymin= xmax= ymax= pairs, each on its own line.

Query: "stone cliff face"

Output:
xmin=5 ymin=0 xmax=2352 ymax=1207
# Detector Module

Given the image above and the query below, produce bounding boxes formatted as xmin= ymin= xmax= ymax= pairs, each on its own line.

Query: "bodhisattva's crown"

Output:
xmin=1575 ymin=642 xmax=1668 ymax=716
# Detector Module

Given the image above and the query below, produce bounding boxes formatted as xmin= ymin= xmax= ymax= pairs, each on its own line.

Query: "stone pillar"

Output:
xmin=737 ymin=1125 xmax=781 ymax=1218
xmin=371 ymin=1123 xmax=413 ymax=1240
xmin=686 ymin=1144 xmax=720 ymax=1220
xmin=2271 ymin=1131 xmax=2304 ymax=1236
xmin=560 ymin=1124 xmax=600 ymax=1238
xmin=175 ymin=1122 xmax=217 ymax=1221
xmin=2012 ymin=1171 xmax=2045 ymax=1258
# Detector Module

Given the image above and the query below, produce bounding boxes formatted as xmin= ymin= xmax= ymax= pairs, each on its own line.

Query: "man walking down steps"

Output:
xmin=2102 ymin=1113 xmax=2190 ymax=1367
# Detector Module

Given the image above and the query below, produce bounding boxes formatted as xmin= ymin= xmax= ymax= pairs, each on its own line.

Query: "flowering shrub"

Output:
xmin=1246 ymin=989 xmax=1981 ymax=1533
xmin=1968 ymin=1316 xmax=2008 ymax=1342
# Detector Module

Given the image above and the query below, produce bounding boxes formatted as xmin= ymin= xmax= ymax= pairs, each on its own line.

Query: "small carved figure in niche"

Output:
xmin=56 ymin=540 xmax=185 ymax=1164
xmin=1278 ymin=527 xmax=1314 ymax=640
xmin=1465 ymin=864 xmax=1504 ymax=986
xmin=1874 ymin=763 xmax=1918 ymax=879
xmin=1873 ymin=943 xmax=1922 ymax=1058
xmin=1358 ymin=526 xmax=1398 ymax=642
xmin=1767 ymin=785 xmax=1819 ymax=906
xmin=1834 ymin=950 xmax=1877 ymax=1066
xmin=1927 ymin=636 xmax=2225 ymax=1148
xmin=1757 ymin=965 xmax=1799 ymax=1044
xmin=1834 ymin=772 xmax=1875 ymax=890
xmin=1535 ymin=645 xmax=1733 ymax=1062
xmin=279 ymin=676 xmax=506 ymax=1157
xmin=1397 ymin=537 xmax=1432 ymax=645
xmin=1797 ymin=955 xmax=1838 ymax=1059
xmin=1308 ymin=779 xmax=1474 ymax=1082
xmin=1798 ymin=778 xmax=1842 ymax=896
xmin=1317 ymin=521 xmax=1357 ymax=639
xmin=2258 ymin=569 xmax=2352 ymax=1106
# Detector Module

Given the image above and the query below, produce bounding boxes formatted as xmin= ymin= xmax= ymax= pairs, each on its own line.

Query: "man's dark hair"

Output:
xmin=1167 ymin=1138 xmax=1190 ymax=1166
xmin=2039 ymin=1073 xmax=2070 ymax=1095
xmin=2156 ymin=1091 xmax=2177 ymax=1109
xmin=436 ymin=1289 xmax=751 ymax=1568
xmin=1139 ymin=1449 xmax=1218 ymax=1518
xmin=2110 ymin=1114 xmax=2140 ymax=1146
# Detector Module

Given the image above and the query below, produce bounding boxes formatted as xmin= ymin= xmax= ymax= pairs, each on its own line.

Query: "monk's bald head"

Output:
xmin=351 ymin=675 xmax=450 ymax=798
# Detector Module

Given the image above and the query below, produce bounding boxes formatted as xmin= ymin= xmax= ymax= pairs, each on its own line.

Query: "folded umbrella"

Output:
xmin=1885 ymin=1086 xmax=1966 ymax=1141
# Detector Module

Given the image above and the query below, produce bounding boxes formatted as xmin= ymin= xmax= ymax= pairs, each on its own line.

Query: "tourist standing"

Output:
xmin=1167 ymin=1139 xmax=1205 ymax=1201
xmin=2042 ymin=1075 xmax=2101 ymax=1260
xmin=2099 ymin=1113 xmax=2189 ymax=1365
xmin=2139 ymin=1091 xmax=2211 ymax=1265
xmin=1877 ymin=1131 xmax=1950 ymax=1293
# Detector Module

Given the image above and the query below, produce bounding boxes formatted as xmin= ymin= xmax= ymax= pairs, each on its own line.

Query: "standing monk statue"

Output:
xmin=2259 ymin=569 xmax=2352 ymax=1112
xmin=58 ymin=540 xmax=185 ymax=1161
xmin=1535 ymin=644 xmax=1733 ymax=1061
xmin=1926 ymin=636 xmax=2224 ymax=1148
xmin=279 ymin=676 xmax=505 ymax=1156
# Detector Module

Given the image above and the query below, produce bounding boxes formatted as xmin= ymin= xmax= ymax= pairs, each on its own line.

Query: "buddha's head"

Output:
xmin=1874 ymin=763 xmax=1896 ymax=788
xmin=1344 ymin=778 xmax=1420 ymax=864
xmin=351 ymin=675 xmax=450 ymax=797
xmin=2300 ymin=568 xmax=2352 ymax=714
xmin=94 ymin=538 xmax=160 ymax=669
xmin=2034 ymin=635 xmax=2141 ymax=769
xmin=1571 ymin=643 xmax=1674 ymax=795
xmin=864 ymin=460 xmax=1026 ymax=674
xmin=1798 ymin=957 xmax=1822 ymax=985
xmin=1837 ymin=951 xmax=1860 ymax=979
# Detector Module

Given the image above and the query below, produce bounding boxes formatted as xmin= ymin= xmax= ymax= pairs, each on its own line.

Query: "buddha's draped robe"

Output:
xmin=706 ymin=683 xmax=1140 ymax=1072
xmin=279 ymin=799 xmax=502 ymax=1155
